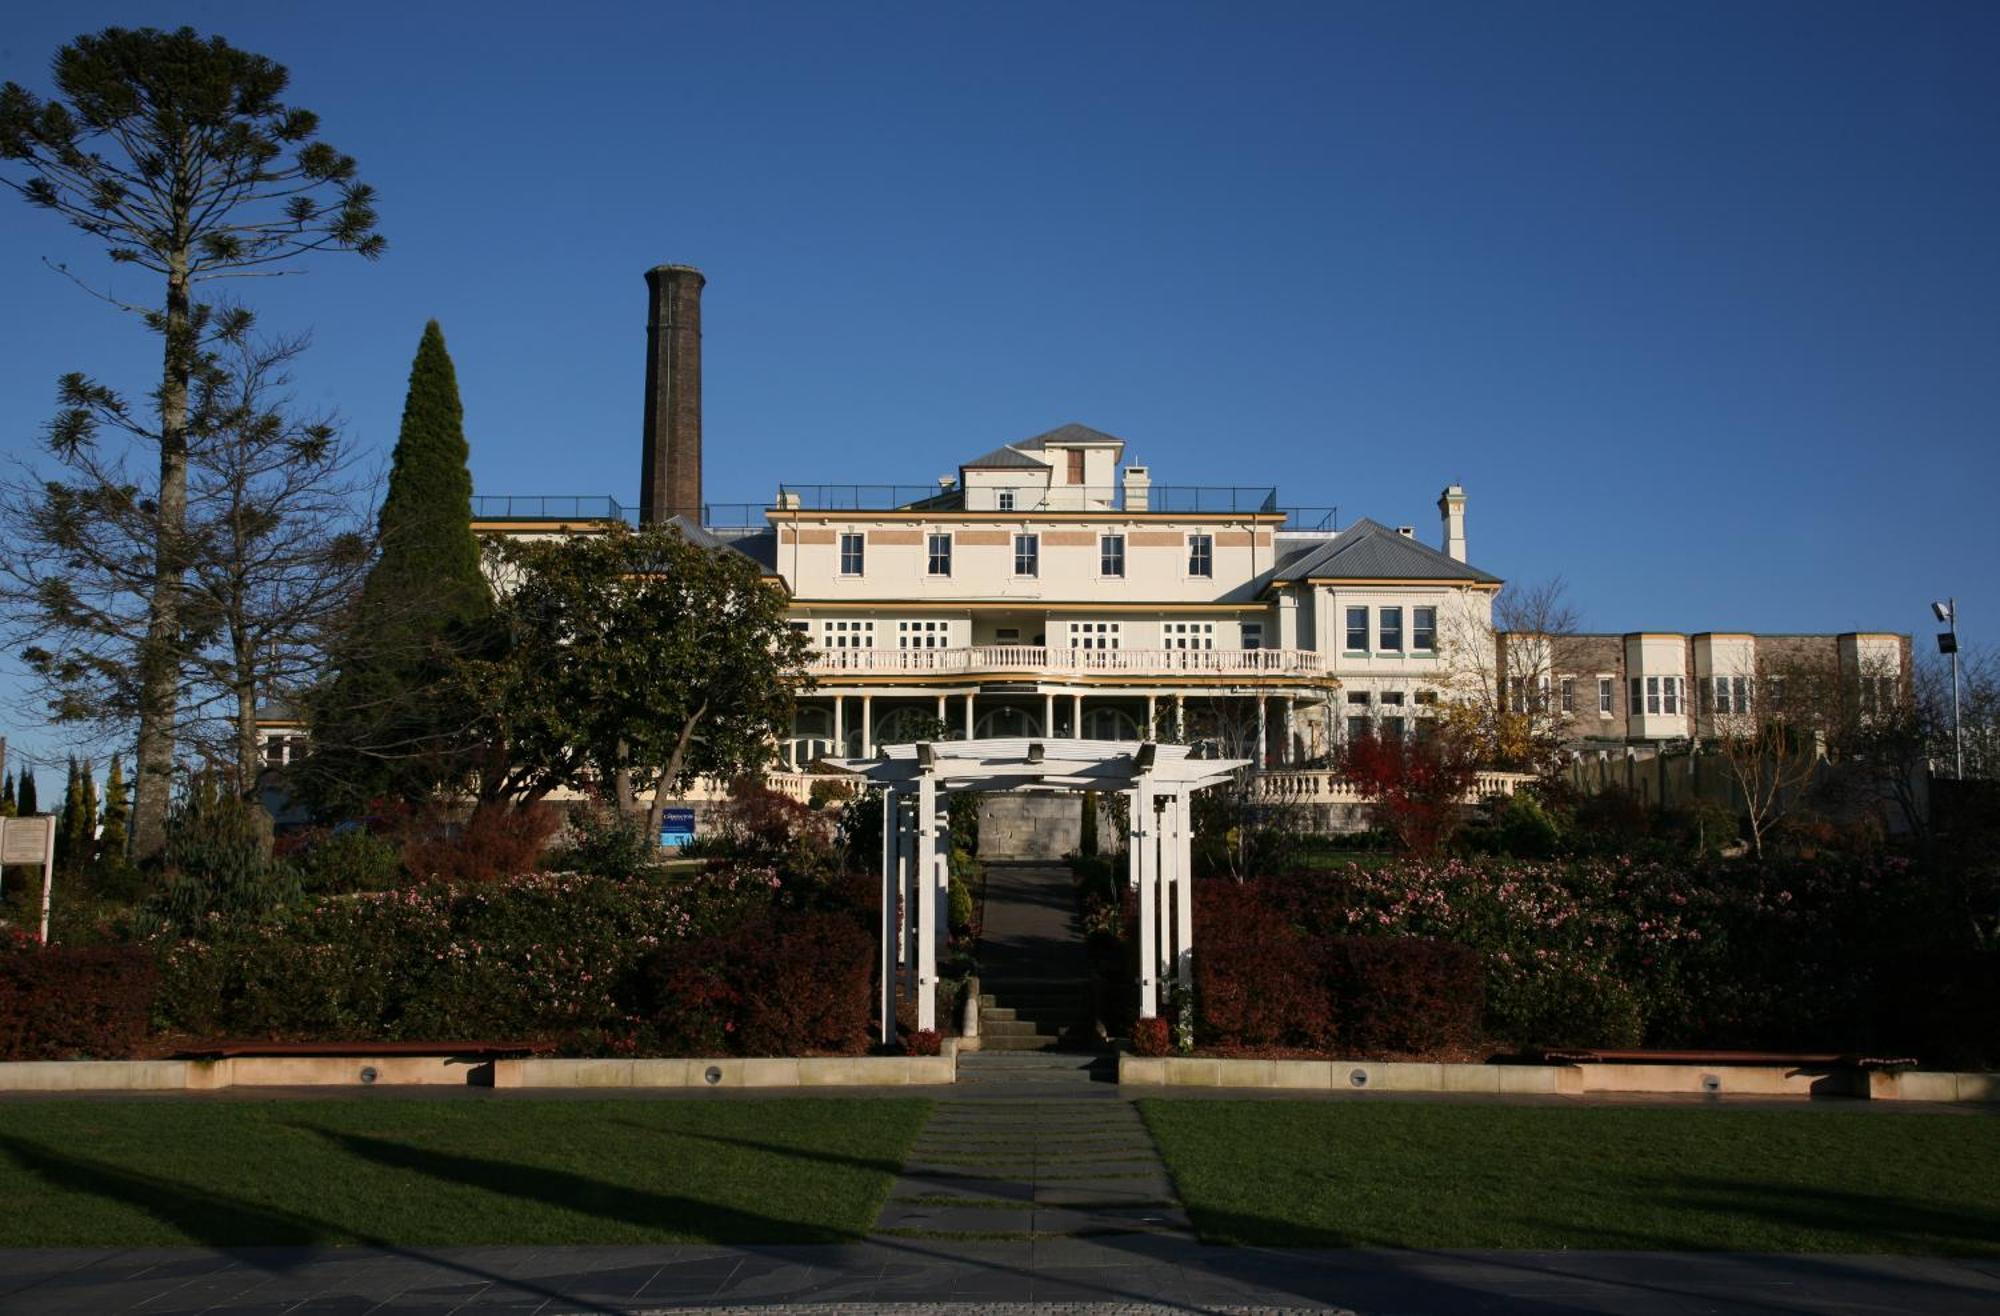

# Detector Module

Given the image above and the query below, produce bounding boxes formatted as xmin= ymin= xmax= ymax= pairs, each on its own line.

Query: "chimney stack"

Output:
xmin=640 ymin=264 xmax=704 ymax=524
xmin=1438 ymin=484 xmax=1467 ymax=562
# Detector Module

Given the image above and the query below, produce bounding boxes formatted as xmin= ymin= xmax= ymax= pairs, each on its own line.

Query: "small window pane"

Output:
xmin=1599 ymin=677 xmax=1614 ymax=714
xmin=1188 ymin=534 xmax=1213 ymax=578
xmin=927 ymin=533 xmax=952 ymax=576
xmin=1014 ymin=533 xmax=1039 ymax=577
xmin=1379 ymin=607 xmax=1403 ymax=652
xmin=1100 ymin=534 xmax=1125 ymax=577
xmin=1346 ymin=607 xmax=1369 ymax=652
xmin=1412 ymin=607 xmax=1436 ymax=652
xmin=839 ymin=533 xmax=864 ymax=576
xmin=998 ymin=490 xmax=1015 ymax=511
xmin=1560 ymin=678 xmax=1575 ymax=714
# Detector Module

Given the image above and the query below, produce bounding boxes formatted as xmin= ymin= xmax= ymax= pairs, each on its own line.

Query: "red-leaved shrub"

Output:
xmin=401 ymin=803 xmax=560 ymax=883
xmin=1131 ymin=1016 xmax=1172 ymax=1057
xmin=1193 ymin=880 xmax=1336 ymax=1050
xmin=903 ymin=1028 xmax=941 ymax=1056
xmin=0 ymin=942 xmax=157 ymax=1060
xmin=635 ymin=908 xmax=874 ymax=1056
xmin=1322 ymin=935 xmax=1483 ymax=1055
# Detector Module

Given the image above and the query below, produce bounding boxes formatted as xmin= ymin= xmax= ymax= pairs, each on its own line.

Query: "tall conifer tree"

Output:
xmin=98 ymin=754 xmax=128 ymax=865
xmin=0 ymin=27 xmax=383 ymax=859
xmin=17 ymin=770 xmax=36 ymax=816
xmin=1 ymin=771 xmax=14 ymax=817
xmin=305 ymin=321 xmax=490 ymax=809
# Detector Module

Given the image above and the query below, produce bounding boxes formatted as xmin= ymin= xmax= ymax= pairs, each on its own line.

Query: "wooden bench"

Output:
xmin=174 ymin=1040 xmax=554 ymax=1061
xmin=1538 ymin=1048 xmax=1917 ymax=1072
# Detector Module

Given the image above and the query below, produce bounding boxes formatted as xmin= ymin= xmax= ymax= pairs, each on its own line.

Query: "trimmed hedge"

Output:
xmin=0 ymin=942 xmax=157 ymax=1061
xmin=154 ymin=865 xmax=876 ymax=1056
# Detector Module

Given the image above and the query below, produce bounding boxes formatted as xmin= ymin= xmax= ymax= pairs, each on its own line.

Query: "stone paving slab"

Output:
xmin=2 ymin=1243 xmax=1999 ymax=1313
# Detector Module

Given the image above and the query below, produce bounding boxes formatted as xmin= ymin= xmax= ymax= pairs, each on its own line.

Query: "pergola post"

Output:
xmin=898 ymin=794 xmax=914 ymax=969
xmin=1135 ymin=774 xmax=1158 ymax=1019
xmin=878 ymin=786 xmax=897 ymax=1045
xmin=1043 ymin=692 xmax=1054 ymax=739
xmin=916 ymin=767 xmax=938 ymax=1032
xmin=1157 ymin=788 xmax=1177 ymax=1003
xmin=1174 ymin=792 xmax=1195 ymax=988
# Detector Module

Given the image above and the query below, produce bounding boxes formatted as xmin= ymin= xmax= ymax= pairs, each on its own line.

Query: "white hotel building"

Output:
xmin=445 ymin=266 xmax=1903 ymax=787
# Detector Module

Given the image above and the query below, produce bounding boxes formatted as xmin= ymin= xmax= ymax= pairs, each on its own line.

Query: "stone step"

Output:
xmin=971 ymin=1033 xmax=1066 ymax=1052
xmin=957 ymin=1051 xmax=1104 ymax=1070
xmin=976 ymin=1018 xmax=1061 ymax=1039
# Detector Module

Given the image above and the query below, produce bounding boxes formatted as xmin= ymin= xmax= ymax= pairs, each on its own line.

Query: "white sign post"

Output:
xmin=1 ymin=817 xmax=57 ymax=944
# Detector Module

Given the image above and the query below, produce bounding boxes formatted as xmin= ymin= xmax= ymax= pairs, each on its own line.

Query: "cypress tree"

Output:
xmin=55 ymin=759 xmax=77 ymax=871
xmin=305 ymin=321 xmax=491 ymax=809
xmin=17 ymin=770 xmax=36 ymax=816
xmin=80 ymin=757 xmax=98 ymax=869
xmin=1 ymin=771 xmax=14 ymax=817
xmin=99 ymin=755 xmax=129 ymax=865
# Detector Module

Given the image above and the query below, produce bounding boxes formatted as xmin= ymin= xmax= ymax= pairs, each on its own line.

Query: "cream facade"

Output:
xmin=733 ymin=426 xmax=1501 ymax=768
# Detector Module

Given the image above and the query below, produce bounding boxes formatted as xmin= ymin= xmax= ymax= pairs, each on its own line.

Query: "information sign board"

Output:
xmin=658 ymin=806 xmax=697 ymax=850
xmin=1 ymin=816 xmax=53 ymax=866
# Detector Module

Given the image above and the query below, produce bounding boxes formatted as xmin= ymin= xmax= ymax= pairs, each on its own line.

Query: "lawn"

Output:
xmin=1141 ymin=1100 xmax=2000 ymax=1255
xmin=0 ymin=1097 xmax=928 ymax=1246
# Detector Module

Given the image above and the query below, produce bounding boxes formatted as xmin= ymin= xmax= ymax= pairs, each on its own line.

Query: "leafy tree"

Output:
xmin=0 ymin=25 xmax=383 ymax=859
xmin=470 ymin=523 xmax=814 ymax=837
xmin=1340 ymin=727 xmax=1480 ymax=857
xmin=3 ymin=314 xmax=371 ymax=802
xmin=181 ymin=328 xmax=371 ymax=784
xmin=304 ymin=321 xmax=489 ymax=810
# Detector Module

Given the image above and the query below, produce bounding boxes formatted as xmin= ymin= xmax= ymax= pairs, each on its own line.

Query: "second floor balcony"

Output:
xmin=808 ymin=644 xmax=1329 ymax=681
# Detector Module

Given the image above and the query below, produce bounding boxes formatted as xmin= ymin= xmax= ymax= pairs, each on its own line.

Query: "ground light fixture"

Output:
xmin=1932 ymin=598 xmax=1963 ymax=778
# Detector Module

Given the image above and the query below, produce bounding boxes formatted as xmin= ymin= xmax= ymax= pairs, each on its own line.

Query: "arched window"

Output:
xmin=1080 ymin=706 xmax=1141 ymax=741
xmin=974 ymin=705 xmax=1043 ymax=739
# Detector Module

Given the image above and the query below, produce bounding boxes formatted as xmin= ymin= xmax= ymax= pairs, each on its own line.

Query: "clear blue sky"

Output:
xmin=2 ymin=2 xmax=1995 ymax=776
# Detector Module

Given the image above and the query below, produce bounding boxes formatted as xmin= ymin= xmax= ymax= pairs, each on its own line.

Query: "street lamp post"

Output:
xmin=1932 ymin=599 xmax=1962 ymax=779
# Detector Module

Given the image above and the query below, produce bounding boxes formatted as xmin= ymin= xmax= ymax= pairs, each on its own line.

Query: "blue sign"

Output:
xmin=659 ymin=807 xmax=697 ymax=850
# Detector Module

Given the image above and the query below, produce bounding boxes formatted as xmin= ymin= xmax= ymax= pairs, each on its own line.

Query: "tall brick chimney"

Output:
xmin=640 ymin=264 xmax=704 ymax=524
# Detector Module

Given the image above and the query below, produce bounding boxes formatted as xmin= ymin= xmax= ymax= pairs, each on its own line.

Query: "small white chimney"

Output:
xmin=1438 ymin=484 xmax=1467 ymax=562
xmin=1397 ymin=525 xmax=1415 ymax=537
xmin=1123 ymin=465 xmax=1150 ymax=512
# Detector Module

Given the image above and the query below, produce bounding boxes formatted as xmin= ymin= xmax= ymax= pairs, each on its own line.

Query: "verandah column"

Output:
xmin=862 ymin=693 xmax=875 ymax=758
xmin=832 ymin=695 xmax=845 ymax=757
xmin=1255 ymin=695 xmax=1267 ymax=770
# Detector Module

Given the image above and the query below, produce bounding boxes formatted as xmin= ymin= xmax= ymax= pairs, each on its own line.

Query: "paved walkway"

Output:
xmin=3 ymin=1241 xmax=1996 ymax=1313
xmin=873 ymin=1088 xmax=1189 ymax=1241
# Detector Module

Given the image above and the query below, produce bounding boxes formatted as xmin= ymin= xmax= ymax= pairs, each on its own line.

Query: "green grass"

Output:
xmin=1141 ymin=1101 xmax=2000 ymax=1255
xmin=0 ymin=1097 xmax=928 ymax=1246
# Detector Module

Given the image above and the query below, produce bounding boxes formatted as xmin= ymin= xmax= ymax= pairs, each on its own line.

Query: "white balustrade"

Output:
xmin=808 ymin=646 xmax=1329 ymax=679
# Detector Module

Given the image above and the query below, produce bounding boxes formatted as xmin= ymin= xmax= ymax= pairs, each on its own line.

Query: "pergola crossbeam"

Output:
xmin=832 ymin=738 xmax=1248 ymax=1042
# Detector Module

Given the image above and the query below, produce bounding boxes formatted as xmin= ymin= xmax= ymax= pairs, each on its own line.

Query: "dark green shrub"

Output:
xmin=948 ymin=876 xmax=975 ymax=936
xmin=547 ymin=805 xmax=658 ymax=879
xmin=292 ymin=828 xmax=405 ymax=894
xmin=152 ymin=791 xmax=300 ymax=932
xmin=1492 ymin=792 xmax=1562 ymax=858
xmin=807 ymin=778 xmax=855 ymax=811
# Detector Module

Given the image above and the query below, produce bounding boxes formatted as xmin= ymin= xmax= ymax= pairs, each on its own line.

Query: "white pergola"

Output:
xmin=824 ymin=738 xmax=1249 ymax=1044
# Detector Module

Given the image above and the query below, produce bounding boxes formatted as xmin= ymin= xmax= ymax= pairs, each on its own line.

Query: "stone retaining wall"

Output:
xmin=0 ymin=1050 xmax=955 ymax=1092
xmin=1118 ymin=1055 xmax=1999 ymax=1102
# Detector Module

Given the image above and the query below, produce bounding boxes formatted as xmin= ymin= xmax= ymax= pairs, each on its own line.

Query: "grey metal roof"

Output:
xmin=711 ymin=526 xmax=779 ymax=572
xmin=1276 ymin=517 xmax=1501 ymax=584
xmin=961 ymin=443 xmax=1052 ymax=471
xmin=1016 ymin=422 xmax=1127 ymax=451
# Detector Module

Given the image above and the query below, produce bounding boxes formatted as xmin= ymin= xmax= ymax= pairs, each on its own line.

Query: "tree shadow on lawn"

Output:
xmin=1519 ymin=1175 xmax=2000 ymax=1258
xmin=0 ymin=1133 xmax=331 ymax=1248
xmin=315 ymin=1129 xmax=864 ymax=1244
xmin=0 ymin=1133 xmax=630 ymax=1315
xmin=1188 ymin=1172 xmax=2000 ymax=1258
